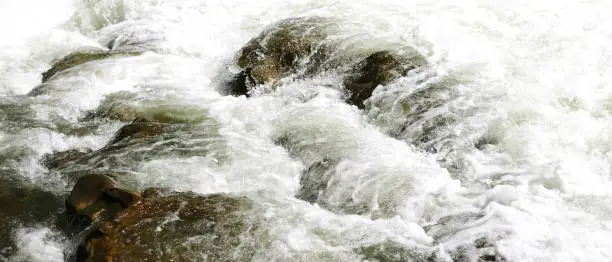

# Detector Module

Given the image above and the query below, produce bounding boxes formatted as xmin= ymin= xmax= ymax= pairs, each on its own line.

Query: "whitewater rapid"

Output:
xmin=2 ymin=0 xmax=612 ymax=261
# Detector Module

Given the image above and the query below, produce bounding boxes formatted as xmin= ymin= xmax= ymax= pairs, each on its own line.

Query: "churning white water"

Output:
xmin=2 ymin=0 xmax=612 ymax=261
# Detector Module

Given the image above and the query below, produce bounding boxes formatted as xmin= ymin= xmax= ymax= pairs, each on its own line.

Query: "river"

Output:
xmin=1 ymin=0 xmax=612 ymax=261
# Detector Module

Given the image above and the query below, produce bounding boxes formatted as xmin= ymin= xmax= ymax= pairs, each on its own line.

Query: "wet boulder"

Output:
xmin=40 ymin=50 xmax=141 ymax=83
xmin=228 ymin=17 xmax=335 ymax=96
xmin=343 ymin=50 xmax=426 ymax=109
xmin=80 ymin=192 xmax=254 ymax=261
xmin=67 ymin=174 xmax=141 ymax=222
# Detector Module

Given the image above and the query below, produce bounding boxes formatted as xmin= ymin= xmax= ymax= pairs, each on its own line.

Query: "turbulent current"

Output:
xmin=2 ymin=0 xmax=612 ymax=261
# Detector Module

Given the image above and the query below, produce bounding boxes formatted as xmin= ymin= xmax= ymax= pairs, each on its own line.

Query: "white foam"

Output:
xmin=10 ymin=227 xmax=64 ymax=262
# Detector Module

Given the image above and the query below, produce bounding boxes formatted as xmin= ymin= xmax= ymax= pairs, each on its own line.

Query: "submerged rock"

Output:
xmin=343 ymin=50 xmax=426 ymax=109
xmin=41 ymin=50 xmax=141 ymax=83
xmin=108 ymin=117 xmax=172 ymax=145
xmin=141 ymin=187 xmax=172 ymax=199
xmin=357 ymin=240 xmax=436 ymax=262
xmin=442 ymin=237 xmax=506 ymax=262
xmin=87 ymin=103 xmax=144 ymax=123
xmin=296 ymin=159 xmax=335 ymax=204
xmin=38 ymin=118 xmax=178 ymax=172
xmin=79 ymin=192 xmax=254 ymax=261
xmin=55 ymin=111 xmax=228 ymax=172
xmin=42 ymin=148 xmax=93 ymax=170
xmin=374 ymin=76 xmax=462 ymax=155
xmin=67 ymin=174 xmax=141 ymax=222
xmin=227 ymin=17 xmax=334 ymax=96
xmin=84 ymin=96 xmax=212 ymax=124
xmin=426 ymin=212 xmax=507 ymax=262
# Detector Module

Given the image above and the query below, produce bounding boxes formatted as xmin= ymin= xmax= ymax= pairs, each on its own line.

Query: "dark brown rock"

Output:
xmin=343 ymin=50 xmax=425 ymax=109
xmin=67 ymin=174 xmax=141 ymax=221
xmin=81 ymin=192 xmax=254 ymax=262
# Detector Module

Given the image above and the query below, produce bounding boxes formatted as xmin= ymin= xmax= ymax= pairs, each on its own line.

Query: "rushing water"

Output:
xmin=2 ymin=0 xmax=612 ymax=261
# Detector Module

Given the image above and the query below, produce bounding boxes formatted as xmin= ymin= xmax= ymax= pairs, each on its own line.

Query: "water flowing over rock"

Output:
xmin=40 ymin=107 xmax=229 ymax=187
xmin=84 ymin=93 xmax=212 ymax=124
xmin=100 ymin=115 xmax=227 ymax=162
xmin=296 ymin=159 xmax=336 ymax=204
xmin=108 ymin=117 xmax=174 ymax=144
xmin=356 ymin=240 xmax=436 ymax=262
xmin=227 ymin=17 xmax=335 ymax=96
xmin=43 ymin=149 xmax=93 ymax=170
xmin=40 ymin=50 xmax=141 ymax=83
xmin=4 ymin=1 xmax=608 ymax=261
xmin=39 ymin=117 xmax=185 ymax=172
xmin=85 ymin=102 xmax=144 ymax=123
xmin=425 ymin=212 xmax=508 ymax=262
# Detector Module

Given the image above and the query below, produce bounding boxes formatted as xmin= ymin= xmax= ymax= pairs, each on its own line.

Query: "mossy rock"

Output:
xmin=80 ymin=192 xmax=254 ymax=262
xmin=228 ymin=17 xmax=335 ymax=96
xmin=41 ymin=50 xmax=141 ymax=83
xmin=0 ymin=175 xmax=63 ymax=257
xmin=343 ymin=50 xmax=426 ymax=109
